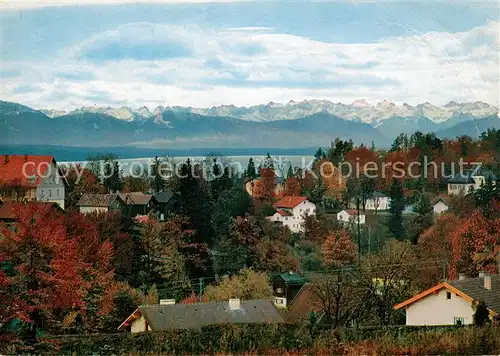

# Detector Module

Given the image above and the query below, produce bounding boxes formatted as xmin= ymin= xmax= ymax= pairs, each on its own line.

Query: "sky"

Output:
xmin=1 ymin=0 xmax=499 ymax=110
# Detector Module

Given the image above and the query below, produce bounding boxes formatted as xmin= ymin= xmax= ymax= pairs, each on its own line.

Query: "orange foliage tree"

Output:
xmin=253 ymin=168 xmax=277 ymax=203
xmin=449 ymin=208 xmax=500 ymax=279
xmin=322 ymin=231 xmax=358 ymax=269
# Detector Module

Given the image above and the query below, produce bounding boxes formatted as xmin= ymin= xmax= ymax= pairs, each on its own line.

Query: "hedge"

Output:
xmin=1 ymin=324 xmax=499 ymax=355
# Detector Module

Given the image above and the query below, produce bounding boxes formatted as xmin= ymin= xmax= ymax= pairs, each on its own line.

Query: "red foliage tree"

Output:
xmin=0 ymin=203 xmax=88 ymax=339
xmin=322 ymin=230 xmax=358 ymax=269
xmin=449 ymin=208 xmax=500 ymax=279
xmin=253 ymin=168 xmax=277 ymax=203
xmin=284 ymin=177 xmax=301 ymax=196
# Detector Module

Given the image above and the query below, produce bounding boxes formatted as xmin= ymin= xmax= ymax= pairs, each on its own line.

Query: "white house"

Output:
xmin=432 ymin=198 xmax=449 ymax=215
xmin=395 ymin=274 xmax=499 ymax=326
xmin=267 ymin=196 xmax=316 ymax=233
xmin=337 ymin=209 xmax=366 ymax=225
xmin=0 ymin=155 xmax=67 ymax=210
xmin=447 ymin=168 xmax=497 ymax=195
xmin=364 ymin=192 xmax=390 ymax=211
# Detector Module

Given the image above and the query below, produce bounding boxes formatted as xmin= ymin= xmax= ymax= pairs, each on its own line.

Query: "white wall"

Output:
xmin=37 ymin=160 xmax=66 ymax=210
xmin=130 ymin=315 xmax=151 ymax=333
xmin=433 ymin=201 xmax=449 ymax=215
xmin=448 ymin=183 xmax=474 ymax=195
xmin=337 ymin=211 xmax=366 ymax=225
xmin=267 ymin=200 xmax=316 ymax=233
xmin=365 ymin=197 xmax=390 ymax=211
xmin=80 ymin=206 xmax=109 ymax=214
xmin=406 ymin=289 xmax=473 ymax=325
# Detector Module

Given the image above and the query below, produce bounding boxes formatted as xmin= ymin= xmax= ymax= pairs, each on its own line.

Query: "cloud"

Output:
xmin=2 ymin=20 xmax=498 ymax=109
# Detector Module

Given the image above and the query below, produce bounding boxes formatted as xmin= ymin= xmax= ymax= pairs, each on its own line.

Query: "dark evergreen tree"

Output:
xmin=286 ymin=165 xmax=294 ymax=179
xmin=178 ymin=159 xmax=214 ymax=246
xmin=387 ymin=179 xmax=405 ymax=240
xmin=263 ymin=153 xmax=274 ymax=169
xmin=473 ymin=301 xmax=490 ymax=327
xmin=245 ymin=157 xmax=257 ymax=179
xmin=413 ymin=192 xmax=431 ymax=215
xmin=150 ymin=156 xmax=167 ymax=192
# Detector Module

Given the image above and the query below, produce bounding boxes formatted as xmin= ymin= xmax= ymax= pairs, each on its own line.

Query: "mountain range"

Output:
xmin=2 ymin=100 xmax=499 ymax=150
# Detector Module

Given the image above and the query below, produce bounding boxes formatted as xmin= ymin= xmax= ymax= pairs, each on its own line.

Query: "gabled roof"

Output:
xmin=0 ymin=155 xmax=57 ymax=188
xmin=274 ymin=196 xmax=308 ymax=209
xmin=395 ymin=275 xmax=500 ymax=315
xmin=285 ymin=283 xmax=321 ymax=323
xmin=77 ymin=193 xmax=122 ymax=207
xmin=447 ymin=168 xmax=498 ymax=184
xmin=371 ymin=191 xmax=387 ymax=198
xmin=153 ymin=190 xmax=175 ymax=203
xmin=119 ymin=192 xmax=154 ymax=206
xmin=0 ymin=200 xmax=63 ymax=221
xmin=276 ymin=272 xmax=306 ymax=285
xmin=276 ymin=209 xmax=293 ymax=217
xmin=340 ymin=209 xmax=364 ymax=216
xmin=118 ymin=300 xmax=284 ymax=331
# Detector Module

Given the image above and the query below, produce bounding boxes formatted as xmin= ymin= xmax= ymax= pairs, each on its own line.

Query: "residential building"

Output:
xmin=447 ymin=168 xmax=497 ymax=195
xmin=365 ymin=192 xmax=390 ymax=211
xmin=432 ymin=197 xmax=449 ymax=215
xmin=0 ymin=155 xmax=67 ymax=209
xmin=119 ymin=192 xmax=158 ymax=217
xmin=337 ymin=209 xmax=366 ymax=225
xmin=395 ymin=274 xmax=499 ymax=326
xmin=267 ymin=196 xmax=316 ymax=233
xmin=272 ymin=272 xmax=306 ymax=308
xmin=118 ymin=299 xmax=284 ymax=332
xmin=153 ymin=190 xmax=178 ymax=220
xmin=77 ymin=193 xmax=125 ymax=214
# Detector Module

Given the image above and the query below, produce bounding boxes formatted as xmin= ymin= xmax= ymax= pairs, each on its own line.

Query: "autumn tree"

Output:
xmin=0 ymin=203 xmax=88 ymax=340
xmin=362 ymin=239 xmax=420 ymax=325
xmin=203 ymin=268 xmax=272 ymax=301
xmin=62 ymin=164 xmax=106 ymax=210
xmin=322 ymin=231 xmax=358 ymax=269
xmin=311 ymin=271 xmax=365 ymax=327
xmin=253 ymin=168 xmax=277 ymax=203
xmin=284 ymin=177 xmax=301 ymax=196
xmin=449 ymin=208 xmax=499 ymax=279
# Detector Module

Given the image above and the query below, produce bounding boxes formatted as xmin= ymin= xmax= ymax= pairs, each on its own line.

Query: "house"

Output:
xmin=117 ymin=299 xmax=284 ymax=332
xmin=266 ymin=196 xmax=316 ymax=233
xmin=119 ymin=192 xmax=158 ymax=217
xmin=271 ymin=272 xmax=306 ymax=308
xmin=432 ymin=197 xmax=449 ymax=215
xmin=153 ymin=190 xmax=178 ymax=220
xmin=337 ymin=209 xmax=366 ymax=225
xmin=365 ymin=192 xmax=390 ymax=211
xmin=0 ymin=155 xmax=67 ymax=210
xmin=447 ymin=168 xmax=497 ymax=196
xmin=77 ymin=193 xmax=125 ymax=214
xmin=395 ymin=273 xmax=500 ymax=326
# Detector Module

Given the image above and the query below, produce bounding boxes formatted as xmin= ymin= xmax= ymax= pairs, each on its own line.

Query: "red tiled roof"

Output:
xmin=119 ymin=192 xmax=153 ymax=205
xmin=276 ymin=209 xmax=293 ymax=217
xmin=0 ymin=155 xmax=55 ymax=188
xmin=274 ymin=196 xmax=308 ymax=209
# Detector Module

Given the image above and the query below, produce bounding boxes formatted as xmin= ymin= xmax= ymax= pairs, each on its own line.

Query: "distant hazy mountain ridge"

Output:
xmin=2 ymin=100 xmax=498 ymax=150
xmin=40 ymin=100 xmax=498 ymax=125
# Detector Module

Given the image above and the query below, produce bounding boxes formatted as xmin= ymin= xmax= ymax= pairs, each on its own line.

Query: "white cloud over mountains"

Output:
xmin=2 ymin=20 xmax=499 ymax=110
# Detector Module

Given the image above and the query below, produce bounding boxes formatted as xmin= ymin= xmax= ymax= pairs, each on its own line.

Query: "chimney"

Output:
xmin=229 ymin=298 xmax=240 ymax=310
xmin=159 ymin=299 xmax=175 ymax=305
xmin=479 ymin=271 xmax=486 ymax=279
xmin=484 ymin=275 xmax=492 ymax=290
xmin=4 ymin=155 xmax=9 ymax=164
xmin=459 ymin=273 xmax=466 ymax=281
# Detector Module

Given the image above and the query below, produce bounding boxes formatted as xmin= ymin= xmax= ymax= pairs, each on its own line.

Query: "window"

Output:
xmin=454 ymin=317 xmax=464 ymax=326
xmin=57 ymin=189 xmax=60 ymax=196
xmin=446 ymin=292 xmax=451 ymax=300
xmin=49 ymin=190 xmax=52 ymax=198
